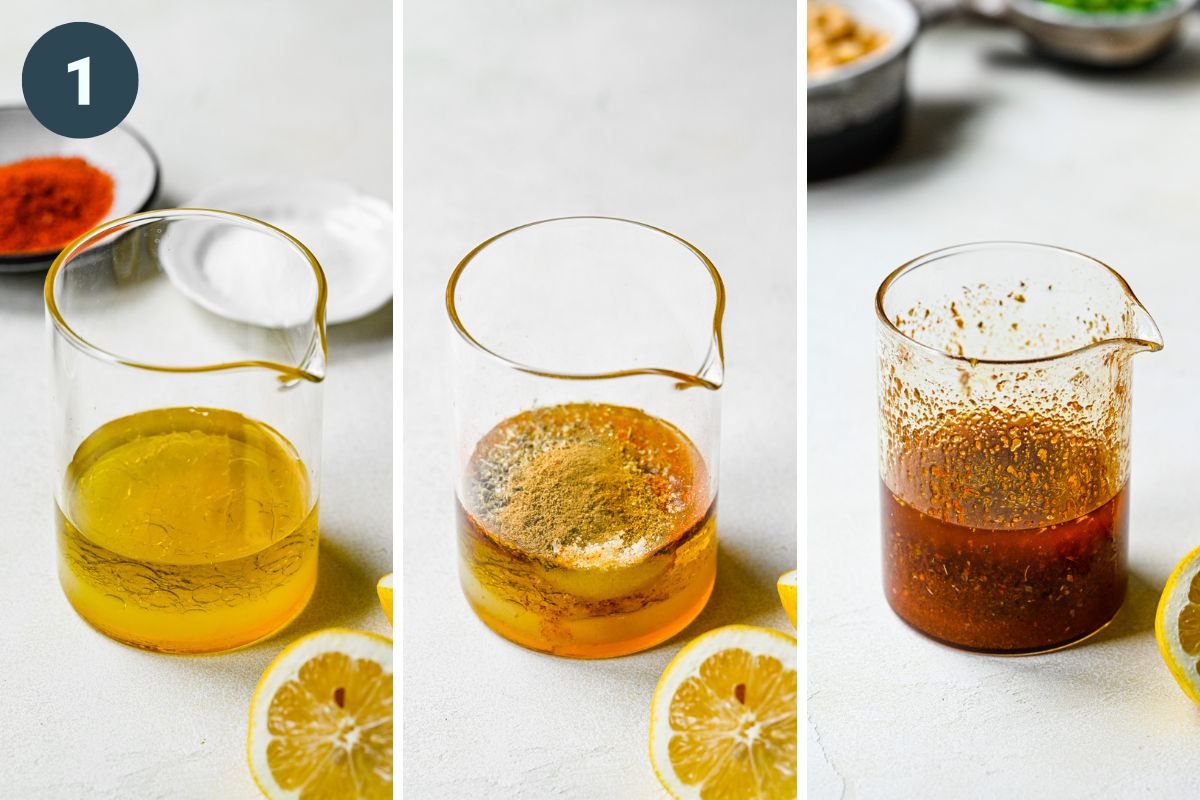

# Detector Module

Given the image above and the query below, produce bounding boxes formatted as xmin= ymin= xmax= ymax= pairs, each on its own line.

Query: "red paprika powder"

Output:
xmin=0 ymin=156 xmax=114 ymax=254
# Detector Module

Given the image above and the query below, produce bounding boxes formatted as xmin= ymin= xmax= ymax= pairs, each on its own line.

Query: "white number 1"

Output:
xmin=67 ymin=57 xmax=91 ymax=106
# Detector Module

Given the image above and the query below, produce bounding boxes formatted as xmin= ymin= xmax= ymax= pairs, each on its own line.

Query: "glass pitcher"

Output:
xmin=46 ymin=209 xmax=327 ymax=654
xmin=447 ymin=216 xmax=724 ymax=658
xmin=876 ymin=242 xmax=1162 ymax=654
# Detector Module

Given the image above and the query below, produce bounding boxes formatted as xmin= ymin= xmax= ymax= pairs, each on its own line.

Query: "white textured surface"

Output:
xmin=809 ymin=18 xmax=1200 ymax=799
xmin=404 ymin=1 xmax=796 ymax=797
xmin=0 ymin=3 xmax=392 ymax=798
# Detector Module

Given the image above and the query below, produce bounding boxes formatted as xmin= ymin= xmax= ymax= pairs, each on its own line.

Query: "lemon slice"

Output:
xmin=248 ymin=629 xmax=393 ymax=799
xmin=650 ymin=625 xmax=797 ymax=800
xmin=777 ymin=570 xmax=797 ymax=628
xmin=377 ymin=573 xmax=394 ymax=625
xmin=1156 ymin=545 xmax=1200 ymax=704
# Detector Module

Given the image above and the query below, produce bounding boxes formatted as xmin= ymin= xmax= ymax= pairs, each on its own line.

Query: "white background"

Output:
xmin=809 ymin=17 xmax=1200 ymax=799
xmin=404 ymin=1 xmax=797 ymax=797
xmin=0 ymin=2 xmax=392 ymax=797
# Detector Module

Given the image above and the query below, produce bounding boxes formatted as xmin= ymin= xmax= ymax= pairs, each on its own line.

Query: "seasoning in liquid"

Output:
xmin=458 ymin=402 xmax=716 ymax=658
xmin=882 ymin=414 xmax=1128 ymax=653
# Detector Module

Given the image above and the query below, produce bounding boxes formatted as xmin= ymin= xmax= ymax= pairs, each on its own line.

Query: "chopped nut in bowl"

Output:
xmin=807 ymin=0 xmax=919 ymax=180
xmin=808 ymin=3 xmax=890 ymax=76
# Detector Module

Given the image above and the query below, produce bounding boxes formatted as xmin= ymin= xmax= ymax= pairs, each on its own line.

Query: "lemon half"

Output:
xmin=377 ymin=574 xmax=394 ymax=625
xmin=248 ymin=628 xmax=393 ymax=799
xmin=650 ymin=625 xmax=797 ymax=800
xmin=777 ymin=570 xmax=797 ymax=628
xmin=1156 ymin=545 xmax=1200 ymax=704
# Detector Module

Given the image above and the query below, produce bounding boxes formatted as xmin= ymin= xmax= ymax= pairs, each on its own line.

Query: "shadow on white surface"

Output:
xmin=0 ymin=270 xmax=46 ymax=317
xmin=809 ymin=97 xmax=984 ymax=185
xmin=327 ymin=300 xmax=393 ymax=354
xmin=884 ymin=97 xmax=983 ymax=171
xmin=1085 ymin=569 xmax=1160 ymax=647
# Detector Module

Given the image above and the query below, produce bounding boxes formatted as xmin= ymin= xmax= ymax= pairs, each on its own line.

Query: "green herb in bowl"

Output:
xmin=1037 ymin=0 xmax=1169 ymax=13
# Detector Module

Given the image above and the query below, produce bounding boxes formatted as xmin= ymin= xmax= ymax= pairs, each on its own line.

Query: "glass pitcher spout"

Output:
xmin=1090 ymin=248 xmax=1164 ymax=356
xmin=261 ymin=356 xmax=326 ymax=385
xmin=1124 ymin=300 xmax=1164 ymax=354
xmin=675 ymin=333 xmax=725 ymax=391
xmin=1070 ymin=278 xmax=1163 ymax=365
xmin=605 ymin=308 xmax=724 ymax=391
xmin=265 ymin=322 xmax=328 ymax=385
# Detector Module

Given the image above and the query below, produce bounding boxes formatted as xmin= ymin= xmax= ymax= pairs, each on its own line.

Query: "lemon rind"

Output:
xmin=377 ymin=574 xmax=395 ymax=624
xmin=777 ymin=570 xmax=798 ymax=629
xmin=1156 ymin=545 xmax=1200 ymax=705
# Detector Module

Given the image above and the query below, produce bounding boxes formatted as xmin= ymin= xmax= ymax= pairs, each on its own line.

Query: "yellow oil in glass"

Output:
xmin=57 ymin=407 xmax=318 ymax=654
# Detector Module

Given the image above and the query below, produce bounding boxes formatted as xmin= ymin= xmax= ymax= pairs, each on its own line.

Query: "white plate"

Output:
xmin=0 ymin=105 xmax=159 ymax=271
xmin=185 ymin=178 xmax=392 ymax=325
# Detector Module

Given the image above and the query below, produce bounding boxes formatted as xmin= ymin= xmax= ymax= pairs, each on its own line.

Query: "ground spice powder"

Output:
xmin=0 ymin=156 xmax=114 ymax=254
xmin=495 ymin=442 xmax=674 ymax=565
xmin=467 ymin=403 xmax=707 ymax=571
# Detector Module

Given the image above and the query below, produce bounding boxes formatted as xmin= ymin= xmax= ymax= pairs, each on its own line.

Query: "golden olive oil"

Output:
xmin=57 ymin=407 xmax=317 ymax=653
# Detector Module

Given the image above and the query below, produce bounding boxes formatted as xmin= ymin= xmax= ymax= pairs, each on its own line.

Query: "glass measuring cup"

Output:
xmin=876 ymin=242 xmax=1162 ymax=654
xmin=447 ymin=216 xmax=724 ymax=658
xmin=46 ymin=209 xmax=327 ymax=654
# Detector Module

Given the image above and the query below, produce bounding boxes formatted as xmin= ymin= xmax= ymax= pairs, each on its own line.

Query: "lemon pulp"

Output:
xmin=651 ymin=626 xmax=798 ymax=800
xmin=249 ymin=629 xmax=393 ymax=800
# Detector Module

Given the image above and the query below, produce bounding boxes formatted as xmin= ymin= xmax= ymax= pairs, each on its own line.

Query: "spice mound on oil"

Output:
xmin=496 ymin=442 xmax=674 ymax=568
xmin=466 ymin=403 xmax=706 ymax=571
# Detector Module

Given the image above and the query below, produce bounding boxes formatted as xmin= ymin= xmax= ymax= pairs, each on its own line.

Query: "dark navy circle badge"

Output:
xmin=22 ymin=22 xmax=139 ymax=139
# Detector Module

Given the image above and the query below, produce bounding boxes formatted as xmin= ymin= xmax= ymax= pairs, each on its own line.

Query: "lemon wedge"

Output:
xmin=248 ymin=628 xmax=393 ymax=799
xmin=777 ymin=570 xmax=797 ymax=628
xmin=377 ymin=573 xmax=394 ymax=625
xmin=1156 ymin=545 xmax=1200 ymax=704
xmin=650 ymin=625 xmax=797 ymax=800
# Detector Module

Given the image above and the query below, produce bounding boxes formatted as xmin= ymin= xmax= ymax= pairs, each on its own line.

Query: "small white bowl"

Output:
xmin=185 ymin=177 xmax=392 ymax=325
xmin=0 ymin=105 xmax=158 ymax=271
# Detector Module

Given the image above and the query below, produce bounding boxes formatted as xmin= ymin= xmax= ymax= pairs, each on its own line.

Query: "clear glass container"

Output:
xmin=877 ymin=242 xmax=1162 ymax=654
xmin=46 ymin=209 xmax=327 ymax=654
xmin=447 ymin=216 xmax=724 ymax=658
